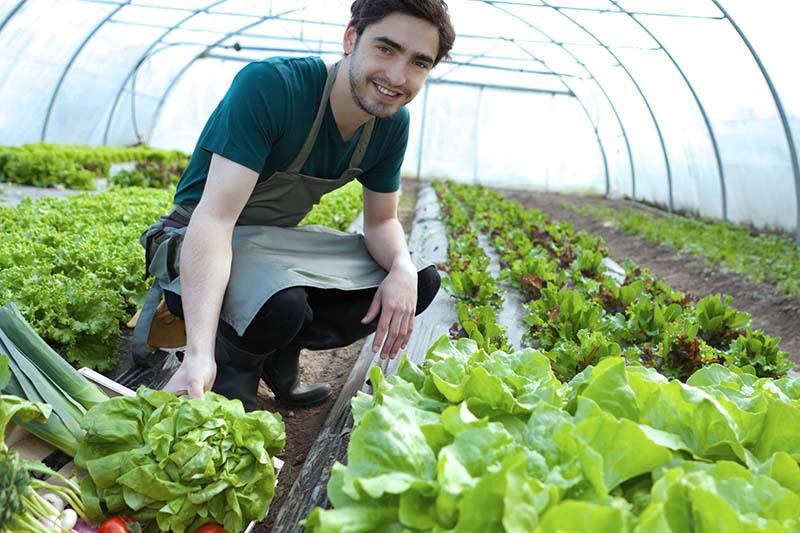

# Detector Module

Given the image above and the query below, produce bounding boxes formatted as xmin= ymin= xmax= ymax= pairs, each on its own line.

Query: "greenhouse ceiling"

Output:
xmin=1 ymin=0 xmax=799 ymax=240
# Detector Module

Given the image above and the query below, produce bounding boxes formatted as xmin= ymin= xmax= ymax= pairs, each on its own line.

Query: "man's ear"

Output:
xmin=343 ymin=22 xmax=358 ymax=55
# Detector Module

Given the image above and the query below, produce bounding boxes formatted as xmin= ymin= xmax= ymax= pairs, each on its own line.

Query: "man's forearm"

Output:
xmin=363 ymin=218 xmax=414 ymax=273
xmin=179 ymin=213 xmax=234 ymax=358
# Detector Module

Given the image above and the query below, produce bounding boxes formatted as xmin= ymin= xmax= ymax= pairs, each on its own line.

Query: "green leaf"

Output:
xmin=536 ymin=499 xmax=633 ymax=532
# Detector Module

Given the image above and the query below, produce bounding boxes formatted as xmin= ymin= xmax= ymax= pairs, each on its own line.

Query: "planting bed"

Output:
xmin=294 ymin=180 xmax=799 ymax=532
xmin=500 ymin=189 xmax=800 ymax=367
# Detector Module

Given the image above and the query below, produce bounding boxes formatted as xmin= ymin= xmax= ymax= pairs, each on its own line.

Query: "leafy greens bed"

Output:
xmin=301 ymin=180 xmax=800 ymax=531
xmin=0 ymin=187 xmax=173 ymax=370
xmin=0 ymin=143 xmax=189 ymax=190
xmin=434 ymin=181 xmax=793 ymax=381
xmin=571 ymin=203 xmax=800 ymax=299
xmin=304 ymin=336 xmax=800 ymax=532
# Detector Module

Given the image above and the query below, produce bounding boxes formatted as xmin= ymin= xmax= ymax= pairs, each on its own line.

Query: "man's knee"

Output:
xmin=415 ymin=265 xmax=441 ymax=315
xmin=237 ymin=287 xmax=311 ymax=352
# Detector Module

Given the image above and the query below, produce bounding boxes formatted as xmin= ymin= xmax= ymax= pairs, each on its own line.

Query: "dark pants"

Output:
xmin=165 ymin=265 xmax=441 ymax=355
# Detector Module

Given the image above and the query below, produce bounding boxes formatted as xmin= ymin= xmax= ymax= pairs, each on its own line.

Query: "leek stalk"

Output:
xmin=0 ymin=302 xmax=108 ymax=409
xmin=0 ymin=302 xmax=110 ymax=457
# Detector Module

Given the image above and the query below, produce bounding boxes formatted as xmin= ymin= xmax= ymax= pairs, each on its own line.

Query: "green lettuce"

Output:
xmin=75 ymin=387 xmax=284 ymax=533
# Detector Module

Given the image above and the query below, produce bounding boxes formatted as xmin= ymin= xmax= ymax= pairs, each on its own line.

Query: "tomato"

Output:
xmin=98 ymin=516 xmax=142 ymax=533
xmin=196 ymin=525 xmax=227 ymax=533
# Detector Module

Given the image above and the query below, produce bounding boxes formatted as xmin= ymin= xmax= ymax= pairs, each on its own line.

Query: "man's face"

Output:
xmin=345 ymin=12 xmax=439 ymax=119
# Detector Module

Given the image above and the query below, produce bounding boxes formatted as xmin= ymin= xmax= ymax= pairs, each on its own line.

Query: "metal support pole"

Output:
xmin=710 ymin=0 xmax=800 ymax=244
xmin=480 ymin=3 xmax=634 ymax=200
xmin=547 ymin=4 xmax=674 ymax=212
xmin=474 ymin=85 xmax=483 ymax=184
xmin=609 ymin=0 xmax=728 ymax=220
xmin=0 ymin=0 xmax=26 ymax=34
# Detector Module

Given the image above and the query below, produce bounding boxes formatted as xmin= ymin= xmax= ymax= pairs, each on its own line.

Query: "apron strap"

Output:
xmin=287 ymin=62 xmax=341 ymax=173
xmin=287 ymin=61 xmax=376 ymax=173
xmin=349 ymin=117 xmax=375 ymax=169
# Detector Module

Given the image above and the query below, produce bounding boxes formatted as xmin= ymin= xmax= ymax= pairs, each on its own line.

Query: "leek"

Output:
xmin=2 ymin=374 xmax=81 ymax=457
xmin=0 ymin=302 xmax=110 ymax=457
xmin=0 ymin=302 xmax=108 ymax=409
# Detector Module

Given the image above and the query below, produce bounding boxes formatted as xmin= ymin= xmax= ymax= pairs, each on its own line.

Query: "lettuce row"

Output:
xmin=304 ymin=336 xmax=800 ymax=532
xmin=433 ymin=182 xmax=509 ymax=352
xmin=572 ymin=203 xmax=800 ymax=299
xmin=434 ymin=180 xmax=793 ymax=380
xmin=1 ymin=179 xmax=362 ymax=370
xmin=0 ymin=143 xmax=189 ymax=189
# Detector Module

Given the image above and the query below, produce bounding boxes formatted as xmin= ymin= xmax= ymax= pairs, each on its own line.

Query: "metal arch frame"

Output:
xmin=128 ymin=41 xmax=195 ymax=143
xmin=148 ymin=10 xmax=573 ymax=146
xmin=101 ymin=0 xmax=247 ymax=145
xmin=709 ymin=0 xmax=800 ymax=244
xmin=482 ymin=3 xmax=633 ymax=200
xmin=6 ymin=0 xmax=792 ymax=231
xmin=607 ymin=0 xmax=728 ymax=221
xmin=143 ymin=9 xmax=312 ymax=145
xmin=41 ymin=1 xmax=134 ymax=141
xmin=0 ymin=0 xmax=26 ymax=34
xmin=540 ymin=2 xmax=675 ymax=212
xmin=103 ymin=0 xmax=231 ymax=145
xmin=206 ymin=52 xmax=572 ymax=96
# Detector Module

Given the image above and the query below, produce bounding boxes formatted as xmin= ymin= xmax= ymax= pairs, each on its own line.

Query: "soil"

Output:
xmin=499 ymin=189 xmax=800 ymax=365
xmin=254 ymin=177 xmax=420 ymax=532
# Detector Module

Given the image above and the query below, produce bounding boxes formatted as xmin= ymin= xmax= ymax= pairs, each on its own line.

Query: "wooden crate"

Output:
xmin=5 ymin=368 xmax=283 ymax=533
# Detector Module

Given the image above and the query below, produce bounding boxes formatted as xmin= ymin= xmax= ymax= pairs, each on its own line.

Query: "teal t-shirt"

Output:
xmin=173 ymin=56 xmax=409 ymax=205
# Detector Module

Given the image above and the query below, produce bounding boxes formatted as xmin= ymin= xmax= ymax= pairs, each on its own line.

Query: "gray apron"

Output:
xmin=134 ymin=62 xmax=429 ymax=363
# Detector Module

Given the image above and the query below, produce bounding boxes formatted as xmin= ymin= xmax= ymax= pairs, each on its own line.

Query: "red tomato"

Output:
xmin=98 ymin=516 xmax=142 ymax=533
xmin=196 ymin=525 xmax=227 ymax=533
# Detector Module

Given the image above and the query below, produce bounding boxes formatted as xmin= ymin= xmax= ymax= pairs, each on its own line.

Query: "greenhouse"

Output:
xmin=1 ymin=0 xmax=799 ymax=532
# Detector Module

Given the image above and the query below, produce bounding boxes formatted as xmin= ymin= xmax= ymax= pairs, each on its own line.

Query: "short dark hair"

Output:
xmin=349 ymin=0 xmax=455 ymax=66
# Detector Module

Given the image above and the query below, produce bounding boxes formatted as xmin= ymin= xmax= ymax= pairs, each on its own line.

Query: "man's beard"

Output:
xmin=348 ymin=59 xmax=408 ymax=119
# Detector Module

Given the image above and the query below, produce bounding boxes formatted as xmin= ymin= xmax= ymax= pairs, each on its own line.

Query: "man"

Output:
xmin=139 ymin=0 xmax=455 ymax=411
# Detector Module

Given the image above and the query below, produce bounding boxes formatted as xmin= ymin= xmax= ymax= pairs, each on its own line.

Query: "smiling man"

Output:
xmin=138 ymin=0 xmax=455 ymax=411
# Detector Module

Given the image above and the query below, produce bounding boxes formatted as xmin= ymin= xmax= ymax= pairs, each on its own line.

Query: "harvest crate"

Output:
xmin=4 ymin=368 xmax=283 ymax=533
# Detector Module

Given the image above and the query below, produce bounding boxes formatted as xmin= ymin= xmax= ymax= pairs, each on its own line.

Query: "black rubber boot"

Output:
xmin=261 ymin=344 xmax=332 ymax=408
xmin=211 ymin=333 xmax=267 ymax=412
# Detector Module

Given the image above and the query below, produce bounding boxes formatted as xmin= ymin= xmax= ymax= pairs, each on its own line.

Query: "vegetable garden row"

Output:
xmin=302 ymin=181 xmax=800 ymax=532
xmin=0 ymin=144 xmax=363 ymax=532
xmin=0 ymin=149 xmax=362 ymax=372
xmin=2 ymin=147 xmax=800 ymax=532
xmin=570 ymin=203 xmax=800 ymax=299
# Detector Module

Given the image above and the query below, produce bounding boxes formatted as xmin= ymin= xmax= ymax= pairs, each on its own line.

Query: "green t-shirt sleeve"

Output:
xmin=359 ymin=108 xmax=410 ymax=193
xmin=199 ymin=62 xmax=284 ymax=173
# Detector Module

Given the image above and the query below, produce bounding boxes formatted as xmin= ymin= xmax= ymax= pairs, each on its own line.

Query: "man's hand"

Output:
xmin=361 ymin=261 xmax=417 ymax=359
xmin=163 ymin=351 xmax=217 ymax=399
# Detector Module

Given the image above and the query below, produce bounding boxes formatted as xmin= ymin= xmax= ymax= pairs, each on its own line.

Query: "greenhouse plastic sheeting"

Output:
xmin=0 ymin=0 xmax=798 ymax=236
